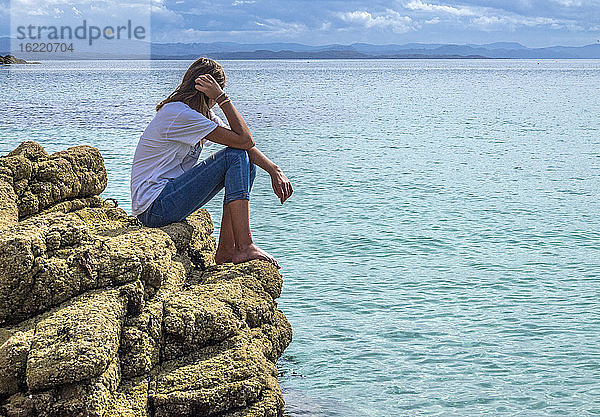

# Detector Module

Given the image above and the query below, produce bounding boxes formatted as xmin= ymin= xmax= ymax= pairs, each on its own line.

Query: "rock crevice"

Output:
xmin=0 ymin=142 xmax=292 ymax=417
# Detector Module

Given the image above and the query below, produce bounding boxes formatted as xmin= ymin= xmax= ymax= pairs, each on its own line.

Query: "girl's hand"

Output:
xmin=270 ymin=167 xmax=293 ymax=204
xmin=195 ymin=74 xmax=224 ymax=100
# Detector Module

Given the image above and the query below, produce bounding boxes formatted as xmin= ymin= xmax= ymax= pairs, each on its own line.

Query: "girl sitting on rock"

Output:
xmin=130 ymin=57 xmax=292 ymax=269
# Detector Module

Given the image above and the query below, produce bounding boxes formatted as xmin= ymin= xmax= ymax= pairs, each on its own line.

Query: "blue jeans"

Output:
xmin=137 ymin=146 xmax=257 ymax=228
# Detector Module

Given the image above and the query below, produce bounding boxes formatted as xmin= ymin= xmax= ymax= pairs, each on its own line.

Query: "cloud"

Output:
xmin=142 ymin=0 xmax=600 ymax=46
xmin=471 ymin=13 xmax=563 ymax=31
xmin=551 ymin=0 xmax=583 ymax=6
xmin=400 ymin=0 xmax=583 ymax=33
xmin=7 ymin=0 xmax=153 ymax=22
xmin=151 ymin=1 xmax=184 ymax=25
xmin=338 ymin=9 xmax=413 ymax=33
xmin=405 ymin=0 xmax=475 ymax=16
xmin=471 ymin=15 xmax=507 ymax=30
xmin=252 ymin=17 xmax=308 ymax=35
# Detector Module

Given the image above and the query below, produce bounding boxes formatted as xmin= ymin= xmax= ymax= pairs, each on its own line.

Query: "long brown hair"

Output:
xmin=156 ymin=57 xmax=226 ymax=118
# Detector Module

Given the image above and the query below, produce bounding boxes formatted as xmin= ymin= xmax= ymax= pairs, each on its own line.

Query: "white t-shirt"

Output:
xmin=130 ymin=101 xmax=228 ymax=216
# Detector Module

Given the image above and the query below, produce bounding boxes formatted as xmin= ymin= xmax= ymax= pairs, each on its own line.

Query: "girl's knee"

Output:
xmin=224 ymin=147 xmax=250 ymax=166
xmin=225 ymin=146 xmax=248 ymax=158
xmin=228 ymin=147 xmax=252 ymax=169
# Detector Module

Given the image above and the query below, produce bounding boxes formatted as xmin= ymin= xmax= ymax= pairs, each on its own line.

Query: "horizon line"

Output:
xmin=2 ymin=35 xmax=600 ymax=49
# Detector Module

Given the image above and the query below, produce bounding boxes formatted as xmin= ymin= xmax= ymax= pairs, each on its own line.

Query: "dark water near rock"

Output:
xmin=1 ymin=59 xmax=600 ymax=415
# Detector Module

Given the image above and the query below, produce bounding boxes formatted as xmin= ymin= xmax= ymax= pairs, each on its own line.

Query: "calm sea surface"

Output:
xmin=1 ymin=59 xmax=599 ymax=416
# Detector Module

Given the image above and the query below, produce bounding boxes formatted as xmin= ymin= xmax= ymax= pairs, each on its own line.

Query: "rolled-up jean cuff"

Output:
xmin=223 ymin=191 xmax=250 ymax=205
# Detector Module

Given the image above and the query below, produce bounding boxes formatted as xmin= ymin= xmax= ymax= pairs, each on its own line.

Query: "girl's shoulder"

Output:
xmin=160 ymin=101 xmax=188 ymax=114
xmin=160 ymin=101 xmax=209 ymax=121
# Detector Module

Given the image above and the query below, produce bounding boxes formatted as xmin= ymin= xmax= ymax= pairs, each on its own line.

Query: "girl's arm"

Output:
xmin=196 ymin=74 xmax=255 ymax=149
xmin=247 ymin=146 xmax=278 ymax=174
xmin=247 ymin=146 xmax=294 ymax=204
xmin=195 ymin=73 xmax=292 ymax=203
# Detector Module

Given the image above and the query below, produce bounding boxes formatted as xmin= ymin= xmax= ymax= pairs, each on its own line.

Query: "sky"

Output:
xmin=2 ymin=0 xmax=600 ymax=47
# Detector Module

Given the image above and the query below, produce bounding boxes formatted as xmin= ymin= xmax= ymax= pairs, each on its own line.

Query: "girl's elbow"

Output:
xmin=241 ymin=135 xmax=255 ymax=149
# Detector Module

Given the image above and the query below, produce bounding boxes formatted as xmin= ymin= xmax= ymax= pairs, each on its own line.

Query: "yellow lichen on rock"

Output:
xmin=0 ymin=142 xmax=292 ymax=417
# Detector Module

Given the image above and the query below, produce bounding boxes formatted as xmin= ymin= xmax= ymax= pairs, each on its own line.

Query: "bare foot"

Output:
xmin=215 ymin=251 xmax=234 ymax=265
xmin=231 ymin=243 xmax=280 ymax=269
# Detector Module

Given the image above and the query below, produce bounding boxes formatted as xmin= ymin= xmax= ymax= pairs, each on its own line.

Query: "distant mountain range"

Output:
xmin=150 ymin=41 xmax=600 ymax=59
xmin=2 ymin=37 xmax=600 ymax=59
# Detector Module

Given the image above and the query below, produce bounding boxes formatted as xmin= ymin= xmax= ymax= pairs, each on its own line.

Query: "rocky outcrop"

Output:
xmin=0 ymin=55 xmax=40 ymax=64
xmin=0 ymin=141 xmax=292 ymax=416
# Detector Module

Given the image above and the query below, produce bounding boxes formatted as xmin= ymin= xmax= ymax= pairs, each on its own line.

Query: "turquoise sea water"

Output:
xmin=1 ymin=59 xmax=599 ymax=416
